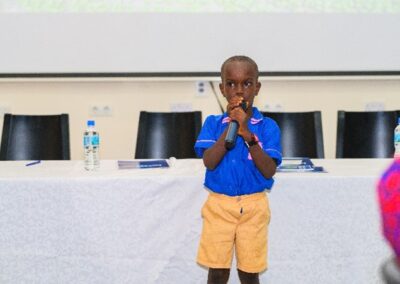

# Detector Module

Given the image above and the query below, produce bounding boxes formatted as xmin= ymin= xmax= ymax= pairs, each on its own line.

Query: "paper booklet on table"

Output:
xmin=277 ymin=157 xmax=325 ymax=173
xmin=118 ymin=159 xmax=170 ymax=169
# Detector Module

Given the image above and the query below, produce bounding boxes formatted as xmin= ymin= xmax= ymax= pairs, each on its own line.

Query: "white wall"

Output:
xmin=0 ymin=77 xmax=399 ymax=159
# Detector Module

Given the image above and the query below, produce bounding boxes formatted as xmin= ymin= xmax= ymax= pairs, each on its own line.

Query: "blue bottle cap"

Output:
xmin=87 ymin=120 xmax=95 ymax=127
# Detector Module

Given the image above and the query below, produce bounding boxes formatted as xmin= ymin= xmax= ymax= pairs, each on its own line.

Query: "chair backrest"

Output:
xmin=0 ymin=113 xmax=70 ymax=160
xmin=135 ymin=111 xmax=202 ymax=159
xmin=262 ymin=111 xmax=324 ymax=158
xmin=336 ymin=110 xmax=400 ymax=158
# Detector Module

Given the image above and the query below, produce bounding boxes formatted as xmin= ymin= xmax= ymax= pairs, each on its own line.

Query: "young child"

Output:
xmin=194 ymin=55 xmax=282 ymax=284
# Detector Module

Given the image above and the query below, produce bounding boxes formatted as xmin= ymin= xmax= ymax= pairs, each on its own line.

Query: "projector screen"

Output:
xmin=1 ymin=1 xmax=400 ymax=75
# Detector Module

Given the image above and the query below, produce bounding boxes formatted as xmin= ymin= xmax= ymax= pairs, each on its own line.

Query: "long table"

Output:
xmin=0 ymin=159 xmax=393 ymax=283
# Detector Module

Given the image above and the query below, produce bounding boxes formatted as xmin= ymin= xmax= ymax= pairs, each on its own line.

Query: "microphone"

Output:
xmin=225 ymin=101 xmax=248 ymax=150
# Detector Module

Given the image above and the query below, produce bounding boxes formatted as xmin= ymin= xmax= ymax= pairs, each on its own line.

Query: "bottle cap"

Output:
xmin=87 ymin=120 xmax=95 ymax=127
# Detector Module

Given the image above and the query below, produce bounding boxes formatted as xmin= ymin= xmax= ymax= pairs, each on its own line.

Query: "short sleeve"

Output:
xmin=194 ymin=116 xmax=218 ymax=158
xmin=260 ymin=118 xmax=282 ymax=166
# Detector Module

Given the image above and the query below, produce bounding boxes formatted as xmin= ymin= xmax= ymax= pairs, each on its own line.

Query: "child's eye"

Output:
xmin=244 ymin=81 xmax=253 ymax=88
xmin=227 ymin=82 xmax=235 ymax=88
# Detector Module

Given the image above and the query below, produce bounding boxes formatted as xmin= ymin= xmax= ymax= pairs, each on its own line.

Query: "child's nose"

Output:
xmin=236 ymin=84 xmax=244 ymax=94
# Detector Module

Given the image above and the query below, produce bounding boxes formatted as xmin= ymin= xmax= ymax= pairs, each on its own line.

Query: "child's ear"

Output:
xmin=219 ymin=82 xmax=225 ymax=97
xmin=255 ymin=82 xmax=261 ymax=95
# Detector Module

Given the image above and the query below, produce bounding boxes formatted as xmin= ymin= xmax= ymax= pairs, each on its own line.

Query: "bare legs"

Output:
xmin=208 ymin=268 xmax=230 ymax=284
xmin=238 ymin=269 xmax=260 ymax=284
xmin=207 ymin=268 xmax=259 ymax=284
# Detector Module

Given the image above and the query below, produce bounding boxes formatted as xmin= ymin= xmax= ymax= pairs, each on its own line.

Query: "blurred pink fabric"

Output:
xmin=378 ymin=159 xmax=400 ymax=259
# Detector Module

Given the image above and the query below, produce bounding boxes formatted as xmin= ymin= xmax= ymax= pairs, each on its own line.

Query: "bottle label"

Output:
xmin=83 ymin=134 xmax=100 ymax=146
xmin=395 ymin=132 xmax=400 ymax=142
xmin=84 ymin=136 xmax=90 ymax=147
xmin=92 ymin=135 xmax=99 ymax=146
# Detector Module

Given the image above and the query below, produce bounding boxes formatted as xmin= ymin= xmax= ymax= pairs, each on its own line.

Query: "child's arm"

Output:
xmin=231 ymin=104 xmax=277 ymax=178
xmin=242 ymin=131 xmax=277 ymax=178
xmin=202 ymin=97 xmax=247 ymax=170
xmin=202 ymin=128 xmax=228 ymax=170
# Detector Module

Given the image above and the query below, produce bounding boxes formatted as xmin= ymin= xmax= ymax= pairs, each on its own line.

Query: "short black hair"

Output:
xmin=220 ymin=55 xmax=259 ymax=79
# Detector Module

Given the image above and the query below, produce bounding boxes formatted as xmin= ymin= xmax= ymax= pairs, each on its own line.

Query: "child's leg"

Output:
xmin=237 ymin=269 xmax=259 ymax=284
xmin=208 ymin=268 xmax=230 ymax=284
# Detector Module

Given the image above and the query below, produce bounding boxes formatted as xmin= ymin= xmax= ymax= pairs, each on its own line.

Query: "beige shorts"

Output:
xmin=197 ymin=191 xmax=271 ymax=273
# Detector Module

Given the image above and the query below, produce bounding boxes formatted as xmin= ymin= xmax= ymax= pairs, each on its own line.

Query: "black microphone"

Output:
xmin=225 ymin=101 xmax=248 ymax=150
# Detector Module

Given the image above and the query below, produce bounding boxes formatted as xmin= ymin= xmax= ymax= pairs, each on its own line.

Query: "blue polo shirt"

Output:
xmin=194 ymin=107 xmax=282 ymax=196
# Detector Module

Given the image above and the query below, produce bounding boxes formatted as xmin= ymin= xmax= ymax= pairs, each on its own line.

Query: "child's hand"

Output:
xmin=227 ymin=96 xmax=249 ymax=135
xmin=227 ymin=96 xmax=244 ymax=115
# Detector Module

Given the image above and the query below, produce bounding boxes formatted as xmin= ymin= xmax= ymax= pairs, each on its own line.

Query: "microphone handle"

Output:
xmin=225 ymin=120 xmax=239 ymax=150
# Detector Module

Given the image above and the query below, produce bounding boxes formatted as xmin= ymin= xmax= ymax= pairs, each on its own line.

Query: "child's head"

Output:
xmin=221 ymin=55 xmax=259 ymax=80
xmin=219 ymin=55 xmax=261 ymax=108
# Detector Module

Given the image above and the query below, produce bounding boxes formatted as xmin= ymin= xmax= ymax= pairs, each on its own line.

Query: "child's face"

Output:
xmin=219 ymin=61 xmax=261 ymax=107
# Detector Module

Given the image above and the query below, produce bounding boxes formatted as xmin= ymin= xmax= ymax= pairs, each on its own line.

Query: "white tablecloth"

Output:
xmin=0 ymin=159 xmax=393 ymax=283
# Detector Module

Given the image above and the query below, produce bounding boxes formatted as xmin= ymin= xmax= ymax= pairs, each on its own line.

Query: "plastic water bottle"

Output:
xmin=395 ymin=118 xmax=400 ymax=158
xmin=83 ymin=120 xmax=100 ymax=170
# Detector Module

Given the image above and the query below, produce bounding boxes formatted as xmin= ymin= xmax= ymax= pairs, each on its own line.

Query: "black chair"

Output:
xmin=135 ymin=111 xmax=202 ymax=159
xmin=336 ymin=110 xmax=400 ymax=158
xmin=0 ymin=113 xmax=70 ymax=160
xmin=262 ymin=111 xmax=324 ymax=158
